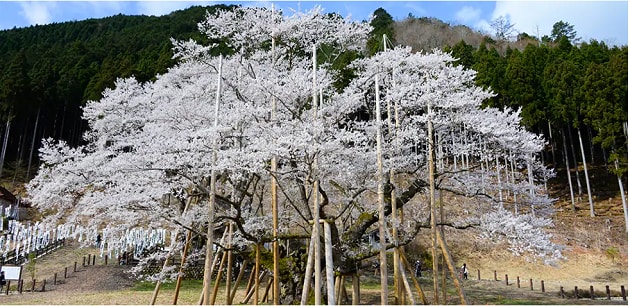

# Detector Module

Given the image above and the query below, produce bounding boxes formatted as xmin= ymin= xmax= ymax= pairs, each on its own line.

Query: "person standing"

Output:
xmin=461 ymin=263 xmax=468 ymax=280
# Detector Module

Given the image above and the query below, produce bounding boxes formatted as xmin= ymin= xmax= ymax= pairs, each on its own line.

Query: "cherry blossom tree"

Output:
xmin=26 ymin=5 xmax=562 ymax=304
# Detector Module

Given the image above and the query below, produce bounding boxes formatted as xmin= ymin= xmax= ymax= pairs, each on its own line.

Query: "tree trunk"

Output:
xmin=614 ymin=158 xmax=628 ymax=232
xmin=548 ymin=120 xmax=557 ymax=168
xmin=587 ymin=127 xmax=596 ymax=165
xmin=577 ymin=128 xmax=595 ymax=217
xmin=0 ymin=118 xmax=11 ymax=178
xmin=26 ymin=108 xmax=41 ymax=181
xmin=567 ymin=122 xmax=583 ymax=195
xmin=561 ymin=129 xmax=577 ymax=211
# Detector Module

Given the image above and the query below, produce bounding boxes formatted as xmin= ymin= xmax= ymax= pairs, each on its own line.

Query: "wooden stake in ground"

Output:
xmin=436 ymin=229 xmax=468 ymax=304
xmin=202 ymin=54 xmax=223 ymax=305
xmin=375 ymin=73 xmax=389 ymax=305
xmin=173 ymin=230 xmax=193 ymax=305
xmin=323 ymin=221 xmax=336 ymax=305
xmin=311 ymin=44 xmax=322 ymax=305
xmin=270 ymin=8 xmax=280 ymax=303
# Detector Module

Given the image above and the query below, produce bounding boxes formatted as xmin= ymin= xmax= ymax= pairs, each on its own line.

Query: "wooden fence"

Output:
xmin=1 ymin=238 xmax=65 ymax=266
xmin=477 ymin=268 xmax=627 ymax=301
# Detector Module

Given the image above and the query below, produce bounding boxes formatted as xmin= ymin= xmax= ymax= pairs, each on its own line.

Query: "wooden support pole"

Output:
xmin=606 ymin=285 xmax=610 ymax=300
xmin=494 ymin=270 xmax=497 ymax=281
xmin=341 ymin=276 xmax=349 ymax=304
xmin=622 ymin=285 xmax=626 ymax=301
xmin=54 ymin=273 xmax=57 ymax=285
xmin=41 ymin=279 xmax=46 ymax=292
xmin=560 ymin=286 xmax=565 ymax=298
xmin=352 ymin=273 xmax=360 ymax=305
xmin=226 ymin=223 xmax=233 ymax=305
xmin=323 ymin=221 xmax=336 ymax=306
xmin=398 ymin=259 xmax=416 ymax=305
xmin=18 ymin=280 xmax=23 ymax=294
xmin=83 ymin=256 xmax=86 ymax=267
xmin=262 ymin=277 xmax=273 ymax=302
xmin=174 ymin=231 xmax=193 ymax=305
xmin=517 ymin=276 xmax=520 ymax=288
xmin=242 ymin=265 xmax=256 ymax=302
xmin=436 ymin=229 xmax=468 ymax=304
xmin=92 ymin=255 xmax=95 ymax=265
xmin=541 ymin=280 xmax=545 ymax=293
xmin=31 ymin=279 xmax=36 ymax=292
xmin=574 ymin=286 xmax=579 ymax=299
xmin=530 ymin=279 xmax=533 ymax=291
xmin=255 ymin=244 xmax=260 ymax=305
xmin=5 ymin=280 xmax=10 ymax=295
xmin=399 ymin=250 xmax=428 ymax=305
xmin=505 ymin=274 xmax=508 ymax=286
xmin=242 ymin=271 xmax=267 ymax=304
xmin=590 ymin=285 xmax=594 ymax=299
xmin=64 ymin=267 xmax=68 ymax=278
xmin=210 ymin=248 xmax=229 ymax=305
xmin=230 ymin=259 xmax=249 ymax=303
xmin=300 ymin=224 xmax=317 ymax=305
xmin=105 ymin=255 xmax=108 ymax=265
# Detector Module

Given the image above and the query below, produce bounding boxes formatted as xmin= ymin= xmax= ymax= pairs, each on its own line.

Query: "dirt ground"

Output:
xmin=0 ymin=244 xmax=626 ymax=305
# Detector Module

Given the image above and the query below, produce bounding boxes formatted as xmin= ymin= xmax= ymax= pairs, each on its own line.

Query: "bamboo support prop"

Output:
xmin=300 ymin=223 xmax=317 ymax=305
xmin=201 ymin=53 xmax=223 ymax=305
xmin=173 ymin=230 xmax=193 ymax=305
xmin=323 ymin=221 xmax=336 ymax=305
xmin=435 ymin=229 xmax=469 ymax=304
xmin=399 ymin=251 xmax=428 ymax=305
xmin=152 ymin=196 xmax=195 ymax=305
xmin=210 ymin=248 xmax=228 ymax=305
xmin=375 ymin=73 xmax=389 ymax=305
xmin=225 ymin=223 xmax=234 ymax=305
xmin=229 ymin=259 xmax=249 ymax=303
xmin=270 ymin=7 xmax=280 ymax=303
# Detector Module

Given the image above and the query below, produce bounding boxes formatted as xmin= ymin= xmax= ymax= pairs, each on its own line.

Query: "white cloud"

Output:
xmin=19 ymin=2 xmax=56 ymax=26
xmin=455 ymin=6 xmax=482 ymax=24
xmin=491 ymin=1 xmax=627 ymax=44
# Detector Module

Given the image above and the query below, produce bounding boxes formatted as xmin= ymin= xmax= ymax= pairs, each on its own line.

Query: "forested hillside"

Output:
xmin=0 ymin=4 xmax=627 ymax=217
xmin=0 ymin=4 xmax=233 ymax=181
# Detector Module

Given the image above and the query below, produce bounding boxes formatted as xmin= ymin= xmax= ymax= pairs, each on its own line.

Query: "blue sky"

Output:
xmin=0 ymin=1 xmax=627 ymax=46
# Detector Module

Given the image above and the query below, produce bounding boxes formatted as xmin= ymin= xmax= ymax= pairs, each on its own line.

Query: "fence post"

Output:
xmin=606 ymin=285 xmax=610 ymax=300
xmin=541 ymin=280 xmax=545 ymax=293
xmin=92 ymin=255 xmax=95 ymax=265
xmin=529 ymin=279 xmax=533 ymax=291
xmin=53 ymin=273 xmax=57 ymax=285
xmin=574 ymin=286 xmax=578 ymax=299
xmin=560 ymin=286 xmax=565 ymax=298
xmin=622 ymin=285 xmax=626 ymax=301
xmin=41 ymin=279 xmax=46 ymax=292
xmin=505 ymin=274 xmax=508 ymax=286
xmin=517 ymin=276 xmax=520 ymax=288
xmin=477 ymin=269 xmax=480 ymax=280
xmin=64 ymin=267 xmax=68 ymax=278
xmin=494 ymin=270 xmax=497 ymax=281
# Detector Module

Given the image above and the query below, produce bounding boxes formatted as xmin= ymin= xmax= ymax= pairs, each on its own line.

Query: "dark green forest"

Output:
xmin=0 ymin=5 xmax=627 ymax=194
